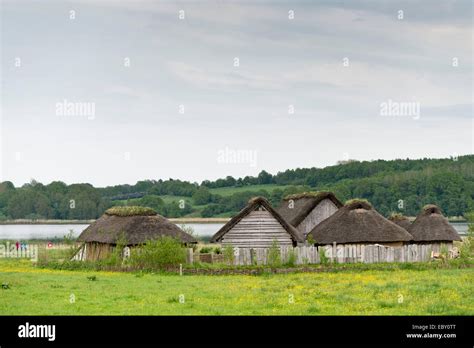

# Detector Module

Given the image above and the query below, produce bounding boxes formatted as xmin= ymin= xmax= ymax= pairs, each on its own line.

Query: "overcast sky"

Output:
xmin=1 ymin=0 xmax=472 ymax=187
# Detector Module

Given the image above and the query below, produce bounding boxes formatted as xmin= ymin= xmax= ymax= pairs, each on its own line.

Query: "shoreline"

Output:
xmin=0 ymin=217 xmax=231 ymax=225
xmin=0 ymin=217 xmax=466 ymax=225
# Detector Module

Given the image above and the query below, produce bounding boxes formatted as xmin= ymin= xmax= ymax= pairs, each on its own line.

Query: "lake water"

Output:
xmin=0 ymin=223 xmax=225 ymax=240
xmin=0 ymin=222 xmax=468 ymax=241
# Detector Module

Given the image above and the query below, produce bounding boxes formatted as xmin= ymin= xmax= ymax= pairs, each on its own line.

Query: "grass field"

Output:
xmin=208 ymin=184 xmax=293 ymax=196
xmin=0 ymin=259 xmax=472 ymax=315
xmin=115 ymin=185 xmax=306 ymax=217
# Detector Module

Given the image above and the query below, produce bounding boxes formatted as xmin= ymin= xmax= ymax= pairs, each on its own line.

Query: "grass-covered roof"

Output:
xmin=105 ymin=206 xmax=157 ymax=217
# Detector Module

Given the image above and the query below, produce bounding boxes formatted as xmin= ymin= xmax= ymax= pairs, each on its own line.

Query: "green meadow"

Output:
xmin=208 ymin=184 xmax=295 ymax=196
xmin=0 ymin=259 xmax=472 ymax=315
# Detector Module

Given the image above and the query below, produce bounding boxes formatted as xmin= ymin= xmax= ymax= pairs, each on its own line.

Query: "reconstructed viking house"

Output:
xmin=388 ymin=213 xmax=412 ymax=231
xmin=276 ymin=191 xmax=343 ymax=237
xmin=408 ymin=205 xmax=461 ymax=249
xmin=211 ymin=197 xmax=304 ymax=248
xmin=74 ymin=206 xmax=197 ymax=261
xmin=307 ymin=199 xmax=413 ymax=246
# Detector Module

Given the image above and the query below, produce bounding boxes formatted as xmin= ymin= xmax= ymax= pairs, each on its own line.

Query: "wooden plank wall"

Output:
xmin=192 ymin=243 xmax=453 ymax=265
xmin=297 ymin=199 xmax=339 ymax=236
xmin=72 ymin=242 xmax=114 ymax=261
xmin=220 ymin=208 xmax=294 ymax=248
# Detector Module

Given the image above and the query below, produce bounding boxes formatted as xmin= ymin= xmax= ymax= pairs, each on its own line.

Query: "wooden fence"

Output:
xmin=189 ymin=243 xmax=454 ymax=265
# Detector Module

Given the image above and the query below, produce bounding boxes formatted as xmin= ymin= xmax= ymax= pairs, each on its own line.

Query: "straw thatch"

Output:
xmin=277 ymin=191 xmax=343 ymax=227
xmin=211 ymin=197 xmax=304 ymax=244
xmin=388 ymin=213 xmax=412 ymax=231
xmin=77 ymin=206 xmax=197 ymax=245
xmin=308 ymin=199 xmax=413 ymax=244
xmin=408 ymin=205 xmax=461 ymax=242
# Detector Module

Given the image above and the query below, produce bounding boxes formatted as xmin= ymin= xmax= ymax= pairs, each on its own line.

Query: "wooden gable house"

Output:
xmin=276 ymin=191 xmax=343 ymax=237
xmin=210 ymin=197 xmax=304 ymax=248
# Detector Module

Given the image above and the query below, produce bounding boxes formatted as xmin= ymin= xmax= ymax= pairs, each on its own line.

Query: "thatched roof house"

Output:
xmin=388 ymin=213 xmax=412 ymax=230
xmin=408 ymin=205 xmax=461 ymax=243
xmin=75 ymin=206 xmax=196 ymax=261
xmin=276 ymin=191 xmax=343 ymax=236
xmin=307 ymin=199 xmax=413 ymax=246
xmin=211 ymin=197 xmax=304 ymax=248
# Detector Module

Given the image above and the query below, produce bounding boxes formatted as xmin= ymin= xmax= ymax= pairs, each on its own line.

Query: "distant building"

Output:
xmin=276 ymin=192 xmax=343 ymax=237
xmin=211 ymin=197 xmax=304 ymax=248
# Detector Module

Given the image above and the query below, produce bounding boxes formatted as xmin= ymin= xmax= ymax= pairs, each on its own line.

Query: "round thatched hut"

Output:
xmin=388 ymin=213 xmax=412 ymax=231
xmin=408 ymin=205 xmax=461 ymax=251
xmin=74 ymin=206 xmax=197 ymax=261
xmin=307 ymin=199 xmax=413 ymax=246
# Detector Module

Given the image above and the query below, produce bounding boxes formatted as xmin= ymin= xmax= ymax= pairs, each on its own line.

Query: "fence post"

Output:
xmin=186 ymin=248 xmax=193 ymax=264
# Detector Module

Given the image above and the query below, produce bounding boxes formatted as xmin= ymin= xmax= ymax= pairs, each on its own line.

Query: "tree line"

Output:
xmin=0 ymin=155 xmax=472 ymax=220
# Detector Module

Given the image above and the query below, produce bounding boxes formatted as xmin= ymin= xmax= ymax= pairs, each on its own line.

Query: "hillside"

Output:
xmin=0 ymin=155 xmax=472 ymax=220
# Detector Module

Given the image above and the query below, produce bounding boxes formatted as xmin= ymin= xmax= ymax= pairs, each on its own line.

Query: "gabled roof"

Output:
xmin=308 ymin=199 xmax=413 ymax=244
xmin=408 ymin=205 xmax=461 ymax=242
xmin=210 ymin=197 xmax=304 ymax=243
xmin=276 ymin=191 xmax=343 ymax=227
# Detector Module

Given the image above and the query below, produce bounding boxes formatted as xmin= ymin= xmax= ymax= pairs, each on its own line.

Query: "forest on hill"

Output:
xmin=0 ymin=155 xmax=472 ymax=220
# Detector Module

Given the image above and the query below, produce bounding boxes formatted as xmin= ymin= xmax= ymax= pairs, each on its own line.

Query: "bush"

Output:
xmin=285 ymin=248 xmax=296 ymax=267
xmin=200 ymin=246 xmax=213 ymax=254
xmin=102 ymin=234 xmax=128 ymax=266
xmin=223 ymin=245 xmax=235 ymax=265
xmin=179 ymin=225 xmax=198 ymax=251
xmin=267 ymin=240 xmax=281 ymax=268
xmin=130 ymin=237 xmax=186 ymax=270
xmin=319 ymin=247 xmax=329 ymax=265
xmin=199 ymin=246 xmax=222 ymax=254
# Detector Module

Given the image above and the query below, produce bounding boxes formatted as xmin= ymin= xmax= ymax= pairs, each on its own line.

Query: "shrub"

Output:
xmin=179 ymin=224 xmax=195 ymax=237
xmin=267 ymin=240 xmax=281 ymax=268
xmin=440 ymin=244 xmax=449 ymax=266
xmin=63 ymin=230 xmax=75 ymax=245
xmin=102 ymin=234 xmax=128 ymax=266
xmin=223 ymin=245 xmax=235 ymax=265
xmin=199 ymin=246 xmax=222 ymax=254
xmin=200 ymin=246 xmax=213 ymax=254
xmin=130 ymin=237 xmax=186 ymax=270
xmin=319 ymin=246 xmax=329 ymax=265
xmin=286 ymin=248 xmax=296 ymax=267
xmin=179 ymin=225 xmax=198 ymax=251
